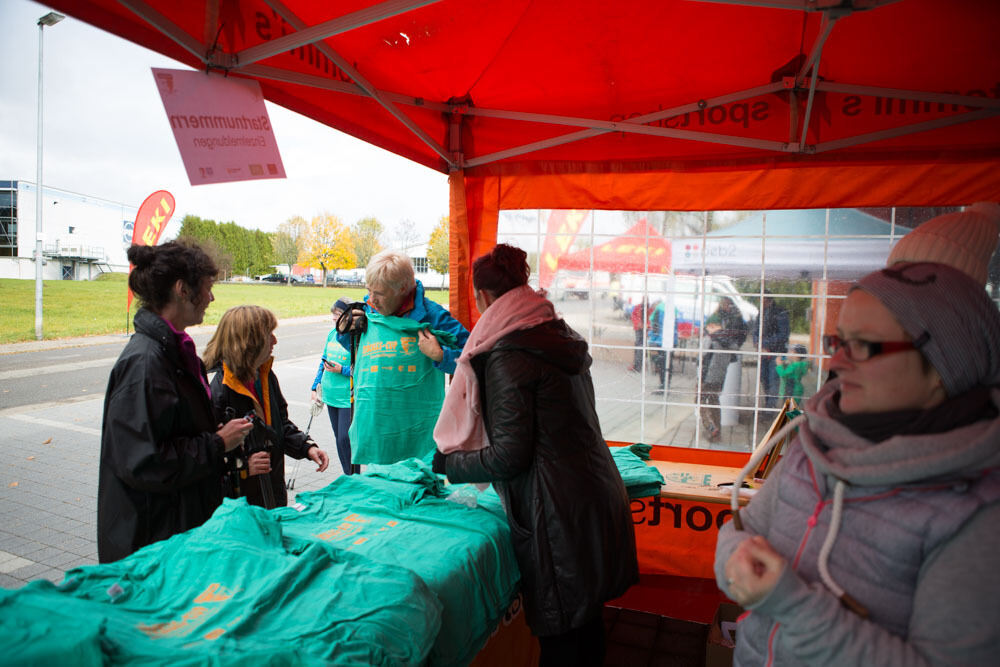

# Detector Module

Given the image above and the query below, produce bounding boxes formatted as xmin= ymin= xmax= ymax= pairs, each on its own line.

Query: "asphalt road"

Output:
xmin=0 ymin=316 xmax=334 ymax=410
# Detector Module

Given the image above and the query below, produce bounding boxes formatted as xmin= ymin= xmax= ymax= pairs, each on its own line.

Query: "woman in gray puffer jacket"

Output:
xmin=433 ymin=244 xmax=637 ymax=667
xmin=715 ymin=203 xmax=1000 ymax=666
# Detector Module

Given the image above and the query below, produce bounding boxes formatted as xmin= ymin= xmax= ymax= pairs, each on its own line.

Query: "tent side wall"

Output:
xmin=448 ymin=158 xmax=1000 ymax=327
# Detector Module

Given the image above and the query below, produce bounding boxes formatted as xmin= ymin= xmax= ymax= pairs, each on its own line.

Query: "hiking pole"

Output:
xmin=287 ymin=399 xmax=323 ymax=491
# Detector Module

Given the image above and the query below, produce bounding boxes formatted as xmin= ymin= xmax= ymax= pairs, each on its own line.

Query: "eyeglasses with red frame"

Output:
xmin=821 ymin=334 xmax=917 ymax=362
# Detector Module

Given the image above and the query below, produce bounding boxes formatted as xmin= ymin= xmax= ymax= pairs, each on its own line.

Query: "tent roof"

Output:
xmin=558 ymin=219 xmax=672 ymax=274
xmin=50 ymin=0 xmax=1000 ymax=189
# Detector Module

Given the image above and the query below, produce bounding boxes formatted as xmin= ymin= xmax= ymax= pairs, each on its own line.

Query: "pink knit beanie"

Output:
xmin=887 ymin=202 xmax=1000 ymax=285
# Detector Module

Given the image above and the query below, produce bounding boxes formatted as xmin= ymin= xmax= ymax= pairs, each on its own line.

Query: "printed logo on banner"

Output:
xmin=631 ymin=497 xmax=733 ymax=531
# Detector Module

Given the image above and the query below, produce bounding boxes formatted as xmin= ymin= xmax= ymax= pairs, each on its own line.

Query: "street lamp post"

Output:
xmin=34 ymin=11 xmax=64 ymax=341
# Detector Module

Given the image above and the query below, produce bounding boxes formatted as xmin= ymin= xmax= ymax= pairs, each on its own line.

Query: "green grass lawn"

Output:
xmin=0 ymin=276 xmax=449 ymax=344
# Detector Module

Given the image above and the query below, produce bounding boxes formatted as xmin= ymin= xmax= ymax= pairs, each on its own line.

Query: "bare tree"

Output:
xmin=391 ymin=219 xmax=421 ymax=251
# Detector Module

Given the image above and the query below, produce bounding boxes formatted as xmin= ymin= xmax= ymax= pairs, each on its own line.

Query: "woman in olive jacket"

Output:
xmin=433 ymin=244 xmax=638 ymax=666
xmin=98 ymin=242 xmax=252 ymax=563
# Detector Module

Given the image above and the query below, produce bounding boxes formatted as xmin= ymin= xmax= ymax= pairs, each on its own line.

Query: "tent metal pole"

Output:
xmin=815 ymin=82 xmax=1000 ymax=110
xmin=258 ymin=0 xmax=455 ymax=168
xmin=814 ymin=108 xmax=999 ymax=153
xmin=118 ymin=0 xmax=206 ymax=63
xmin=797 ymin=11 xmax=842 ymax=149
xmin=239 ymin=0 xmax=443 ymax=66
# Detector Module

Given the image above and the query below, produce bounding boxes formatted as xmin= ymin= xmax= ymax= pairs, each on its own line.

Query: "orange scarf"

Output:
xmin=221 ymin=357 xmax=273 ymax=425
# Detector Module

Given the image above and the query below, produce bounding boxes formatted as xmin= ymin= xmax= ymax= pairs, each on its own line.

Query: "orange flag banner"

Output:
xmin=127 ymin=190 xmax=175 ymax=311
xmin=537 ymin=210 xmax=589 ymax=289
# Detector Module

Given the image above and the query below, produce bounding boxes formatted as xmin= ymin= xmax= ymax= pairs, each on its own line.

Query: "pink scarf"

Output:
xmin=434 ymin=285 xmax=556 ymax=453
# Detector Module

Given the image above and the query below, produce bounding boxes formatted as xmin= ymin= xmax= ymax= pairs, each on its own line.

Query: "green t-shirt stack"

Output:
xmin=0 ymin=499 xmax=442 ymax=666
xmin=276 ymin=459 xmax=521 ymax=667
xmin=609 ymin=443 xmax=665 ymax=499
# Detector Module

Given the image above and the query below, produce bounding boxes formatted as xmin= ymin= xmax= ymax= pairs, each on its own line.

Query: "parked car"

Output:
xmin=259 ymin=273 xmax=290 ymax=283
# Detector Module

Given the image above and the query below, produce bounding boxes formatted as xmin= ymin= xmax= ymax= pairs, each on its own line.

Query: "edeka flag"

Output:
xmin=126 ymin=191 xmax=175 ymax=311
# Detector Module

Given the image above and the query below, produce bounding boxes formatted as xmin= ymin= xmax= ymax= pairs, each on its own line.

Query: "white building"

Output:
xmin=402 ymin=242 xmax=449 ymax=289
xmin=1 ymin=179 xmax=136 ymax=280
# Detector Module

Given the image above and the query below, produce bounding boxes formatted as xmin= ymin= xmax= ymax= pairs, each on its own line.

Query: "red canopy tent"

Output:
xmin=557 ymin=219 xmax=672 ymax=275
xmin=49 ymin=0 xmax=1000 ymax=321
xmin=44 ymin=0 xmax=1000 ymax=610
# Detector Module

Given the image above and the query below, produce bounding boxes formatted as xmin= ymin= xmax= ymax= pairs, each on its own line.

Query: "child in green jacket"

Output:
xmin=775 ymin=344 xmax=810 ymax=403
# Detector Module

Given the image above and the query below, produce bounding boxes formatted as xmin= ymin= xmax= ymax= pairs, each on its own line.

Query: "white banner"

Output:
xmin=152 ymin=68 xmax=286 ymax=186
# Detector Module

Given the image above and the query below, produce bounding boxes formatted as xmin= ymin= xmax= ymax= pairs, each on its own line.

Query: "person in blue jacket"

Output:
xmin=337 ymin=249 xmax=470 ymax=375
xmin=312 ymin=297 xmax=359 ymax=475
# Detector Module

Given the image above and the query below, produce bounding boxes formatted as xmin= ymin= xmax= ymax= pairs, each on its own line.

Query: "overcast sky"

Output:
xmin=0 ymin=0 xmax=450 ymax=241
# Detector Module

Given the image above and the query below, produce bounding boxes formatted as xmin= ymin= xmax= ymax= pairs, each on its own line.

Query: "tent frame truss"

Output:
xmin=117 ymin=0 xmax=1000 ymax=172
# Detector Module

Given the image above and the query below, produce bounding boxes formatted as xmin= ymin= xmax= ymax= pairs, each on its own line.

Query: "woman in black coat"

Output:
xmin=98 ymin=241 xmax=253 ymax=563
xmin=433 ymin=244 xmax=638 ymax=666
xmin=203 ymin=305 xmax=329 ymax=508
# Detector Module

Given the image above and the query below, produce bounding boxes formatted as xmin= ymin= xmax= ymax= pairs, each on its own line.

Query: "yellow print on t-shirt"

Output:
xmin=136 ymin=583 xmax=239 ymax=639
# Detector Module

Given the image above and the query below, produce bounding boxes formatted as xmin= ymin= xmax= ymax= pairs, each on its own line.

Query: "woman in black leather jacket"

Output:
xmin=433 ymin=244 xmax=638 ymax=666
xmin=98 ymin=241 xmax=252 ymax=563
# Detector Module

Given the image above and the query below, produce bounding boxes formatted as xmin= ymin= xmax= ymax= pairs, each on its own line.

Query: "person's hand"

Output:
xmin=724 ymin=535 xmax=786 ymax=606
xmin=308 ymin=446 xmax=330 ymax=472
xmin=248 ymin=451 xmax=271 ymax=476
xmin=217 ymin=418 xmax=254 ymax=452
xmin=418 ymin=329 xmax=444 ymax=362
xmin=310 ymin=389 xmax=319 ymax=403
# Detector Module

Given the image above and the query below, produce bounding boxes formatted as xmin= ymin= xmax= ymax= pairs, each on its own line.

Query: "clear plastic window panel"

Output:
xmin=495 ymin=207 xmax=998 ymax=451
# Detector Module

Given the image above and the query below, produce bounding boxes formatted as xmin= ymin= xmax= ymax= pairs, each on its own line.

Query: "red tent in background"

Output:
xmin=557 ymin=219 xmax=671 ymax=275
xmin=49 ymin=0 xmax=1000 ymax=324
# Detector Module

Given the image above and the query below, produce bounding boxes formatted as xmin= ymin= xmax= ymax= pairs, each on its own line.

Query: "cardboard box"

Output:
xmin=704 ymin=602 xmax=743 ymax=667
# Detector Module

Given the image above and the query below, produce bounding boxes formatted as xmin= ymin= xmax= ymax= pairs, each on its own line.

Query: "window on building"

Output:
xmin=412 ymin=256 xmax=428 ymax=273
xmin=496 ymin=207 xmax=990 ymax=453
xmin=0 ymin=188 xmax=16 ymax=257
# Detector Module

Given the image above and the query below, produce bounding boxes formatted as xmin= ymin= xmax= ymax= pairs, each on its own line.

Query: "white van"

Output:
xmin=617 ymin=273 xmax=758 ymax=343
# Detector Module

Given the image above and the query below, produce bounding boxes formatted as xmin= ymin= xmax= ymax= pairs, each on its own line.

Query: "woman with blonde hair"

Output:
xmin=204 ymin=305 xmax=329 ymax=508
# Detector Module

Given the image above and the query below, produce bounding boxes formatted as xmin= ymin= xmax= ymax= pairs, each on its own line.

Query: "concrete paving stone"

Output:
xmin=35 ymin=568 xmax=67 ymax=584
xmin=0 ymin=573 xmax=24 ymax=589
xmin=25 ymin=528 xmax=62 ymax=544
xmin=59 ymin=537 xmax=97 ymax=556
xmin=22 ymin=545 xmax=63 ymax=563
xmin=10 ymin=561 xmax=49 ymax=579
xmin=41 ymin=550 xmax=82 ymax=569
xmin=0 ymin=549 xmax=21 ymax=564
xmin=62 ymin=522 xmax=95 ymax=539
xmin=0 ymin=555 xmax=34 ymax=573
xmin=0 ymin=535 xmax=31 ymax=552
xmin=64 ymin=556 xmax=98 ymax=570
xmin=6 ymin=540 xmax=45 ymax=558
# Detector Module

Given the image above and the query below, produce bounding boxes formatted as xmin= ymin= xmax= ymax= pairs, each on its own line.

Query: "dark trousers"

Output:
xmin=326 ymin=405 xmax=359 ymax=475
xmin=760 ymin=355 xmax=779 ymax=408
xmin=538 ymin=615 xmax=606 ymax=667
xmin=632 ymin=329 xmax=644 ymax=369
